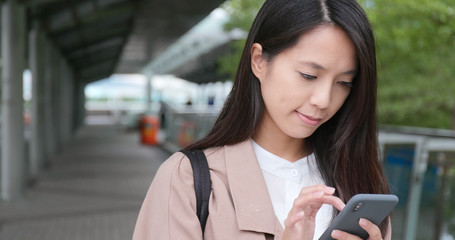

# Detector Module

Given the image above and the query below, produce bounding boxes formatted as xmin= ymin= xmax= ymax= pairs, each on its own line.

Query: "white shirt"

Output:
xmin=252 ymin=140 xmax=333 ymax=240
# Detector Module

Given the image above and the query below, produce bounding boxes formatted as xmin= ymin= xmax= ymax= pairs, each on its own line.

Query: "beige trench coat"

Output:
xmin=133 ymin=140 xmax=284 ymax=240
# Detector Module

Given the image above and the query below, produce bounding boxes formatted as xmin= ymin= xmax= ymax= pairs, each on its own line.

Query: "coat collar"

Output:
xmin=224 ymin=139 xmax=283 ymax=238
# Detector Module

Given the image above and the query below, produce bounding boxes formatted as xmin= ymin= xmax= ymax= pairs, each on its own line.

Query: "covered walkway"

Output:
xmin=0 ymin=0 xmax=226 ymax=202
xmin=0 ymin=124 xmax=170 ymax=240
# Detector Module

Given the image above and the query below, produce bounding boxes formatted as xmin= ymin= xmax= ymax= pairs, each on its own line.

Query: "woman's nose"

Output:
xmin=309 ymin=81 xmax=332 ymax=109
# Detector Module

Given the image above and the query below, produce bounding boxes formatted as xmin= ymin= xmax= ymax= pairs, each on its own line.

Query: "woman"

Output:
xmin=133 ymin=0 xmax=391 ymax=239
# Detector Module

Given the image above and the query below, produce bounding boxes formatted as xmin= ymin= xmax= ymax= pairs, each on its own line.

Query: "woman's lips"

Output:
xmin=296 ymin=111 xmax=321 ymax=126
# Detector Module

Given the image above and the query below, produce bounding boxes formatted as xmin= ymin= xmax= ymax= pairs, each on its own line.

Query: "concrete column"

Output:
xmin=51 ymin=51 xmax=61 ymax=151
xmin=43 ymin=39 xmax=55 ymax=159
xmin=73 ymin=79 xmax=81 ymax=131
xmin=73 ymin=79 xmax=86 ymax=131
xmin=1 ymin=0 xmax=26 ymax=201
xmin=60 ymin=61 xmax=74 ymax=143
xmin=65 ymin=66 xmax=75 ymax=138
xmin=29 ymin=22 xmax=46 ymax=178
xmin=79 ymin=82 xmax=86 ymax=127
xmin=58 ymin=58 xmax=65 ymax=145
xmin=60 ymin=63 xmax=68 ymax=142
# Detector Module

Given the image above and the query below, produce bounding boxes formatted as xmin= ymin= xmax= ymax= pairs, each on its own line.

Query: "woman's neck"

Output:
xmin=253 ymin=117 xmax=309 ymax=162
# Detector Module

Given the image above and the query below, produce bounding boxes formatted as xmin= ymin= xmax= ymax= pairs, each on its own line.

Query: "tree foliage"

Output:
xmin=217 ymin=0 xmax=265 ymax=80
xmin=361 ymin=0 xmax=455 ymax=129
xmin=218 ymin=0 xmax=455 ymax=129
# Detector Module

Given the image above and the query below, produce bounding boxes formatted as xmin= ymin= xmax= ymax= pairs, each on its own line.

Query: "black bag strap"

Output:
xmin=180 ymin=149 xmax=211 ymax=233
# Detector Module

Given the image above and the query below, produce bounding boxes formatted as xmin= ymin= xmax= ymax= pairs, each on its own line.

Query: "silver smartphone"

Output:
xmin=319 ymin=194 xmax=399 ymax=240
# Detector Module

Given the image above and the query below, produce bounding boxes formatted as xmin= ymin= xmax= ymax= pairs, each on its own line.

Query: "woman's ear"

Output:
xmin=251 ymin=43 xmax=267 ymax=82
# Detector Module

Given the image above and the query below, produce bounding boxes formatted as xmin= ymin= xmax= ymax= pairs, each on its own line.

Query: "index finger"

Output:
xmin=322 ymin=195 xmax=345 ymax=211
xmin=299 ymin=184 xmax=336 ymax=197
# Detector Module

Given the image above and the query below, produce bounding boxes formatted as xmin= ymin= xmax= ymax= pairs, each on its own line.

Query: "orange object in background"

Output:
xmin=140 ymin=116 xmax=160 ymax=145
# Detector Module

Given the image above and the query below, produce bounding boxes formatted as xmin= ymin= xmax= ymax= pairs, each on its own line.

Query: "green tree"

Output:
xmin=217 ymin=0 xmax=265 ymax=80
xmin=362 ymin=0 xmax=455 ymax=129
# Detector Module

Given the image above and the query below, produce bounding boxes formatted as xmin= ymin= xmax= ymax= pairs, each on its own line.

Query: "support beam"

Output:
xmin=1 ymin=0 xmax=26 ymax=201
xmin=60 ymin=24 xmax=129 ymax=52
xmin=43 ymin=38 xmax=56 ymax=159
xmin=404 ymin=138 xmax=429 ymax=240
xmin=20 ymin=0 xmax=66 ymax=6
xmin=29 ymin=22 xmax=46 ymax=178
xmin=49 ymin=2 xmax=135 ymax=35
xmin=51 ymin=50 xmax=62 ymax=152
xmin=59 ymin=60 xmax=74 ymax=144
xmin=146 ymin=74 xmax=153 ymax=114
xmin=72 ymin=49 xmax=119 ymax=69
xmin=67 ymin=66 xmax=75 ymax=138
xmin=73 ymin=79 xmax=86 ymax=131
xmin=79 ymin=59 xmax=115 ymax=80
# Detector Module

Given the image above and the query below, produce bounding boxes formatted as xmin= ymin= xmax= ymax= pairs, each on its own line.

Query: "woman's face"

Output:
xmin=251 ymin=25 xmax=357 ymax=141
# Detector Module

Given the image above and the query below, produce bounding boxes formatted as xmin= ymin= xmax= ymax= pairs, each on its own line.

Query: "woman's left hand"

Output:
xmin=330 ymin=218 xmax=383 ymax=240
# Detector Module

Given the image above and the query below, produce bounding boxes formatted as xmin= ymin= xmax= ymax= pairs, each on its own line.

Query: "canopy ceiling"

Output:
xmin=20 ymin=0 xmax=225 ymax=83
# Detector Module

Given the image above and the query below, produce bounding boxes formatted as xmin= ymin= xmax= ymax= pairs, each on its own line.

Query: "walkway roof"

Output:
xmin=20 ymin=0 xmax=224 ymax=83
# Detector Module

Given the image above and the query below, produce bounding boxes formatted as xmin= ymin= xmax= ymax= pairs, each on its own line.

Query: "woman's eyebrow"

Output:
xmin=342 ymin=69 xmax=357 ymax=75
xmin=300 ymin=60 xmax=357 ymax=75
xmin=300 ymin=60 xmax=325 ymax=70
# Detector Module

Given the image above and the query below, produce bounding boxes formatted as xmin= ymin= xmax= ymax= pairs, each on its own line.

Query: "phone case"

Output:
xmin=319 ymin=194 xmax=399 ymax=240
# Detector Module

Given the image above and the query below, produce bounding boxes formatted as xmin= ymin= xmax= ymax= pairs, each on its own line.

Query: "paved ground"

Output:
xmin=0 ymin=124 xmax=170 ymax=240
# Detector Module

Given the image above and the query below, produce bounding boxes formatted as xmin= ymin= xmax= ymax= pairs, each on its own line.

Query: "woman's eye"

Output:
xmin=338 ymin=81 xmax=354 ymax=88
xmin=300 ymin=73 xmax=317 ymax=80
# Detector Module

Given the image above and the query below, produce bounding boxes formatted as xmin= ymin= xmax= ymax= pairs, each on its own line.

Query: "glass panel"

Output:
xmin=384 ymin=145 xmax=455 ymax=240
xmin=423 ymin=152 xmax=455 ymax=240
xmin=415 ymin=152 xmax=438 ymax=240
xmin=383 ymin=144 xmax=415 ymax=240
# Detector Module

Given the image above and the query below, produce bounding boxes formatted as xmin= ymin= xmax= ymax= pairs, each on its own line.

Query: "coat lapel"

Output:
xmin=224 ymin=140 xmax=283 ymax=238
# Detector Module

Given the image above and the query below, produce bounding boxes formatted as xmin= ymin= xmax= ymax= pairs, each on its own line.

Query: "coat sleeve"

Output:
xmin=132 ymin=152 xmax=202 ymax=240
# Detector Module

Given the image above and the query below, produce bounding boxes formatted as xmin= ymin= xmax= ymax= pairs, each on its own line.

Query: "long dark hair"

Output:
xmin=188 ymin=0 xmax=390 ymax=235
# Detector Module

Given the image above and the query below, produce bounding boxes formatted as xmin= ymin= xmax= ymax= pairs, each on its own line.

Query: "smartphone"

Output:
xmin=319 ymin=194 xmax=398 ymax=240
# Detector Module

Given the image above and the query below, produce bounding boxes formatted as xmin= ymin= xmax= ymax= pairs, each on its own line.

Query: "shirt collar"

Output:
xmin=252 ymin=140 xmax=316 ymax=182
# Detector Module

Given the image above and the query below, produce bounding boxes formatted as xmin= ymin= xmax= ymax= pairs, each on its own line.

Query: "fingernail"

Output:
xmin=313 ymin=191 xmax=324 ymax=197
xmin=325 ymin=186 xmax=336 ymax=193
xmin=359 ymin=218 xmax=368 ymax=227
xmin=331 ymin=230 xmax=342 ymax=238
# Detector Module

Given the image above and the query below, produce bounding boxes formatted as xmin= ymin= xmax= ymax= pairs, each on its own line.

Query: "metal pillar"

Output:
xmin=146 ymin=75 xmax=153 ymax=113
xmin=29 ymin=22 xmax=46 ymax=178
xmin=404 ymin=137 xmax=429 ymax=240
xmin=1 ymin=0 xmax=26 ymax=200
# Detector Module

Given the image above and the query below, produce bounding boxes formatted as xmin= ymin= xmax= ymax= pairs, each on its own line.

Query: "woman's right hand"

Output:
xmin=282 ymin=184 xmax=345 ymax=240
